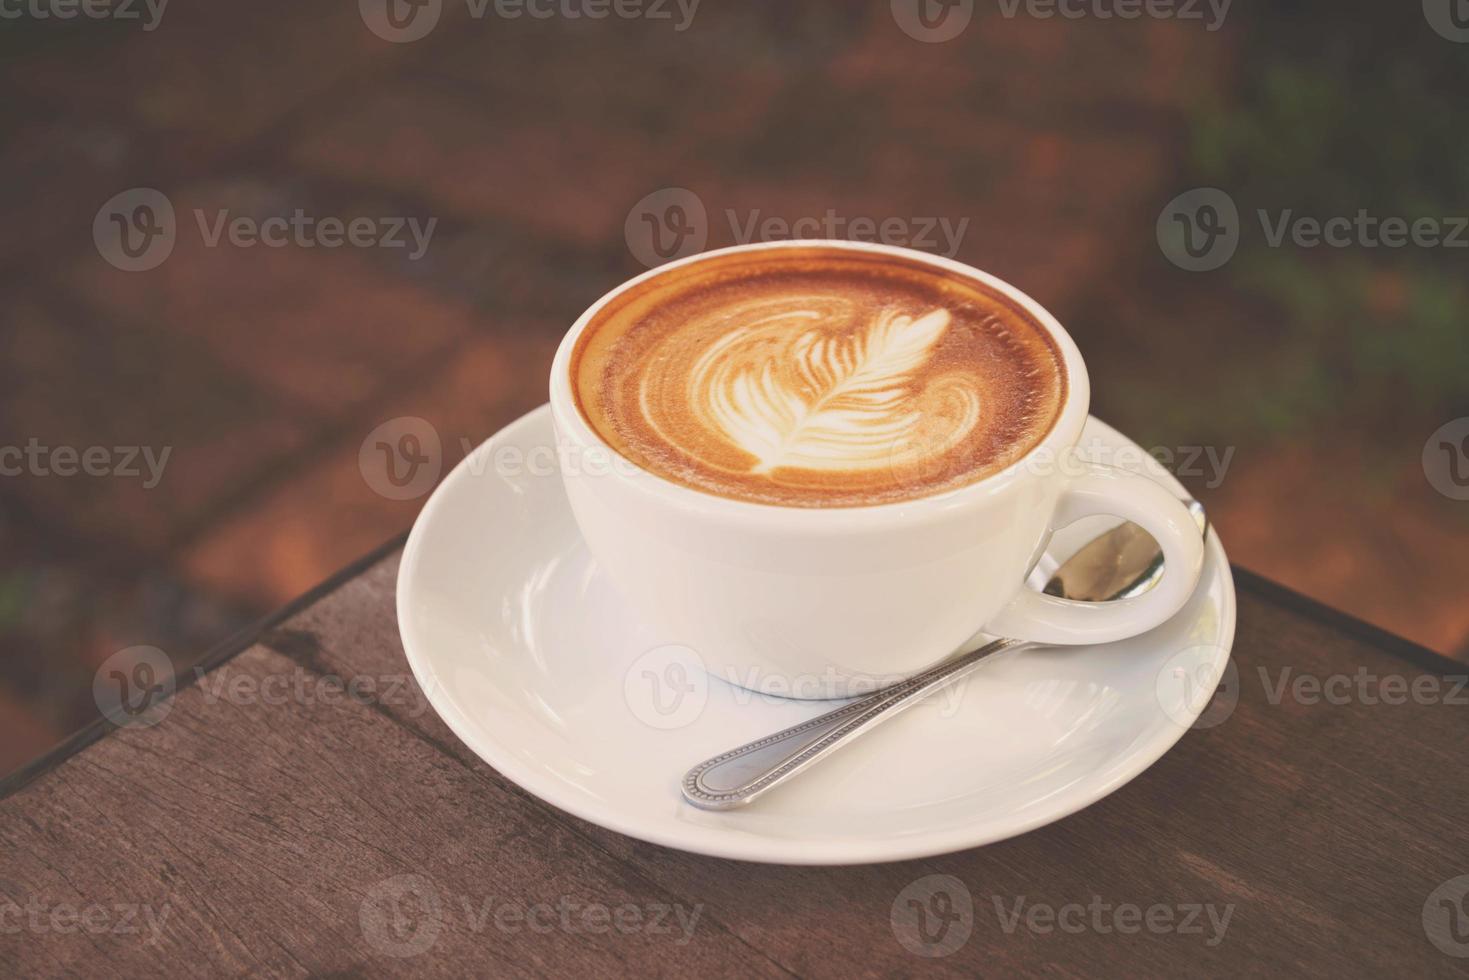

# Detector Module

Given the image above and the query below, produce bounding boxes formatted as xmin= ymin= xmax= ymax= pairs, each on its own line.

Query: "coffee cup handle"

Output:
xmin=982 ymin=461 xmax=1206 ymax=645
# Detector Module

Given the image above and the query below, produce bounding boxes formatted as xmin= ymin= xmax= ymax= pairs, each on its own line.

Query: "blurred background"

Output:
xmin=2 ymin=0 xmax=1466 ymax=778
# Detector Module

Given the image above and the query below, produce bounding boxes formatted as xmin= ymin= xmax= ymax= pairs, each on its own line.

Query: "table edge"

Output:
xmin=1230 ymin=566 xmax=1463 ymax=678
xmin=0 ymin=542 xmax=1459 ymax=802
xmin=0 ymin=531 xmax=409 ymax=801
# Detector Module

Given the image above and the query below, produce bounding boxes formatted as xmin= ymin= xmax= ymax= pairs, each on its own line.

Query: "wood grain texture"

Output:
xmin=2 ymin=555 xmax=1466 ymax=977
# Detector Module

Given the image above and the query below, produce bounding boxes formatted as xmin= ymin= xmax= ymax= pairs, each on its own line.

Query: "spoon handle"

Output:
xmin=681 ymin=637 xmax=1027 ymax=810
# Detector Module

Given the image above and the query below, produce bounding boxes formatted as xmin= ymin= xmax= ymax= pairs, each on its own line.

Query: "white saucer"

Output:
xmin=397 ymin=405 xmax=1235 ymax=865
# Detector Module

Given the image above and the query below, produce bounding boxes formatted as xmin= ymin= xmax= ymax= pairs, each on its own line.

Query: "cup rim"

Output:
xmin=548 ymin=239 xmax=1091 ymax=529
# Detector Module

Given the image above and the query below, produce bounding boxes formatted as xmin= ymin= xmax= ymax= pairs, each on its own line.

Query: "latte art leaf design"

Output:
xmin=687 ymin=305 xmax=981 ymax=475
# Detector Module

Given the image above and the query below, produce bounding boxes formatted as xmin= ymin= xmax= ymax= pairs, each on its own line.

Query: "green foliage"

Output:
xmin=0 ymin=572 xmax=28 ymax=630
xmin=1185 ymin=11 xmax=1469 ymax=438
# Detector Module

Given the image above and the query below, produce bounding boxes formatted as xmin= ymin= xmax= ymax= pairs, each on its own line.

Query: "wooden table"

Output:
xmin=2 ymin=543 xmax=1465 ymax=977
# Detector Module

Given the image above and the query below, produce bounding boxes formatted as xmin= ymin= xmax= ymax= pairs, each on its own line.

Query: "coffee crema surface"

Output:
xmin=572 ymin=247 xmax=1067 ymax=507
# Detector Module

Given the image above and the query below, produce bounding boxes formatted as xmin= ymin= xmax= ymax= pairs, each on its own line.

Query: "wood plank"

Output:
xmin=2 ymin=554 xmax=1465 ymax=977
xmin=0 ymin=634 xmax=786 ymax=977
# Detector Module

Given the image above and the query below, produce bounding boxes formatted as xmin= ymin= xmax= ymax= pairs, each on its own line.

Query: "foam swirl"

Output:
xmin=668 ymin=300 xmax=980 ymax=474
xmin=572 ymin=246 xmax=1066 ymax=507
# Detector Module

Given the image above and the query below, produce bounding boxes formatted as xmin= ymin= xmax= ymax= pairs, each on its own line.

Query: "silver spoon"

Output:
xmin=681 ymin=501 xmax=1209 ymax=810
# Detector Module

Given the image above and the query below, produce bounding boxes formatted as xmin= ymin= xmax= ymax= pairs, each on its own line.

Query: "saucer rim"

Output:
xmin=397 ymin=404 xmax=1236 ymax=865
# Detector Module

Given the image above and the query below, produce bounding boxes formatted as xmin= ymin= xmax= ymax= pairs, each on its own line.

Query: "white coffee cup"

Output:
xmin=550 ymin=240 xmax=1205 ymax=699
